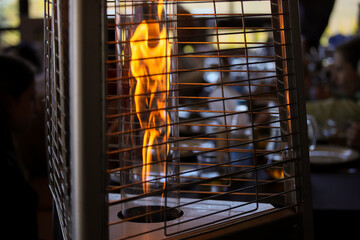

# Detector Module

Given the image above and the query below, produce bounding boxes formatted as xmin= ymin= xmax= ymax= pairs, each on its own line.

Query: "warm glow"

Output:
xmin=130 ymin=1 xmax=171 ymax=194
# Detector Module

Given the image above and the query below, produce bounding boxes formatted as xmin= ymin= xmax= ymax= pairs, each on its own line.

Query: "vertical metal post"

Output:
xmin=69 ymin=0 xmax=107 ymax=239
xmin=286 ymin=0 xmax=314 ymax=239
xmin=271 ymin=0 xmax=297 ymax=207
xmin=271 ymin=0 xmax=313 ymax=239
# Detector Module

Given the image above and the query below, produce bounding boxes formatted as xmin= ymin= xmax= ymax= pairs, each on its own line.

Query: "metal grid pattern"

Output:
xmin=45 ymin=0 xmax=311 ymax=239
xmin=105 ymin=0 xmax=310 ymax=239
xmin=45 ymin=0 xmax=71 ymax=239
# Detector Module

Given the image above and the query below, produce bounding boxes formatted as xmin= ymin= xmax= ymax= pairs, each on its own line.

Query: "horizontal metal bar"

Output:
xmin=106 ymin=117 xmax=294 ymax=156
xmin=105 ymin=85 xmax=293 ymax=121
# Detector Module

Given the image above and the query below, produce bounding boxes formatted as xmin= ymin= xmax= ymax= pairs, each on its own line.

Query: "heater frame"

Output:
xmin=46 ymin=0 xmax=313 ymax=239
xmin=69 ymin=0 xmax=108 ymax=239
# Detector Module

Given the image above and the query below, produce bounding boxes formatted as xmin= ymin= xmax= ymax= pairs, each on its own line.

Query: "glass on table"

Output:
xmin=266 ymin=114 xmax=318 ymax=179
xmin=307 ymin=114 xmax=318 ymax=151
xmin=319 ymin=118 xmax=351 ymax=146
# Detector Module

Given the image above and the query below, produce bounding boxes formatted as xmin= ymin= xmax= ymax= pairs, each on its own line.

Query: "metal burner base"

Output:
xmin=109 ymin=194 xmax=274 ymax=240
xmin=118 ymin=205 xmax=184 ymax=223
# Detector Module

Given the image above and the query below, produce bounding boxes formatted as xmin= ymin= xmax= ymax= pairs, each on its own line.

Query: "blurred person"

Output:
xmin=299 ymin=0 xmax=335 ymax=52
xmin=306 ymin=37 xmax=360 ymax=149
xmin=3 ymin=42 xmax=47 ymax=177
xmin=333 ymin=37 xmax=360 ymax=148
xmin=0 ymin=55 xmax=38 ymax=239
xmin=332 ymin=37 xmax=360 ymax=99
xmin=3 ymin=42 xmax=42 ymax=73
xmin=299 ymin=0 xmax=335 ymax=101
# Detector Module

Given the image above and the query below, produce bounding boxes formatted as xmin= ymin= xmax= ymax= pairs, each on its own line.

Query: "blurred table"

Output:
xmin=311 ymin=168 xmax=360 ymax=211
xmin=310 ymin=153 xmax=360 ymax=239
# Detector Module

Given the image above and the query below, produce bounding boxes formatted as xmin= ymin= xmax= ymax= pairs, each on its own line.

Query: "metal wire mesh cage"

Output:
xmin=45 ymin=0 xmax=313 ymax=239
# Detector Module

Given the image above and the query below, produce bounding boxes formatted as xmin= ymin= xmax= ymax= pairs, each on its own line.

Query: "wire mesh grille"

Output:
xmin=46 ymin=0 xmax=309 ymax=239
xmin=45 ymin=0 xmax=71 ymax=239
xmin=106 ymin=0 xmax=304 ymax=239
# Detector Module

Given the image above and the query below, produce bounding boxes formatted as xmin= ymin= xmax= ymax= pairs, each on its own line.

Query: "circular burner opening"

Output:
xmin=118 ymin=205 xmax=183 ymax=223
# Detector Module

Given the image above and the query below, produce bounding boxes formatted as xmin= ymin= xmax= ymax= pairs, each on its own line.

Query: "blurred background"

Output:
xmin=0 ymin=1 xmax=49 ymax=240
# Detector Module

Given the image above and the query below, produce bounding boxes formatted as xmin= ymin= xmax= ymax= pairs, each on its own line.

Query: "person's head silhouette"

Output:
xmin=0 ymin=54 xmax=36 ymax=144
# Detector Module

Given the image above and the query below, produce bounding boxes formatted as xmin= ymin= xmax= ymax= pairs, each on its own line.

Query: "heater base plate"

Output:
xmin=108 ymin=194 xmax=274 ymax=239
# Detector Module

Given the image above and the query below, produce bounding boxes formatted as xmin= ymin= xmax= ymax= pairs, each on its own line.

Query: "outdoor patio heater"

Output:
xmin=45 ymin=0 xmax=313 ymax=239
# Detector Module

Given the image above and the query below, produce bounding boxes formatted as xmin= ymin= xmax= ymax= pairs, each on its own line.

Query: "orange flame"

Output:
xmin=130 ymin=2 xmax=171 ymax=194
